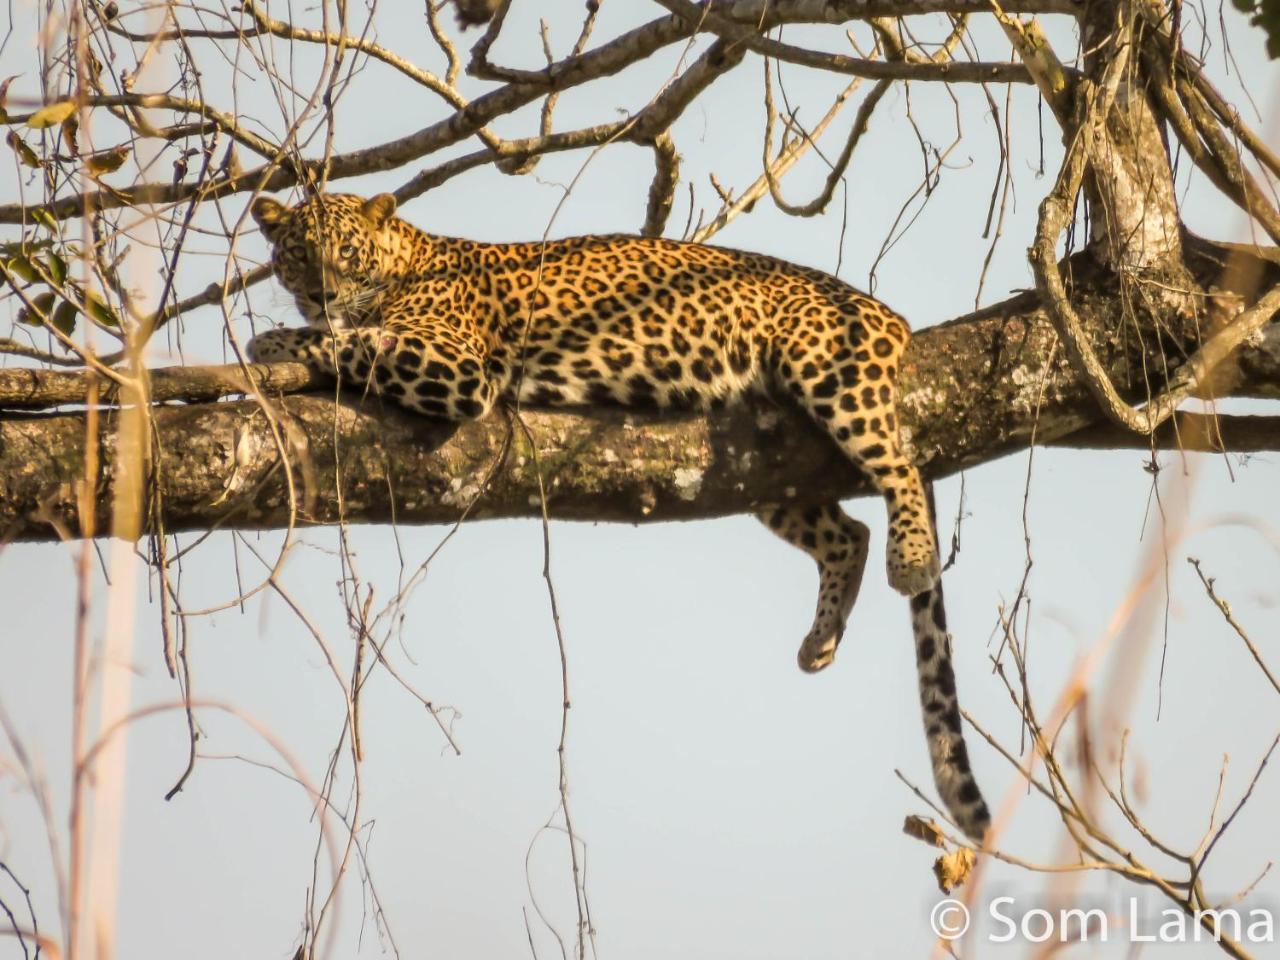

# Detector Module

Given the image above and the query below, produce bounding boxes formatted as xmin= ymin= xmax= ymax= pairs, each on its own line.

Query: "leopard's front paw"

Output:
xmin=247 ymin=327 xmax=309 ymax=364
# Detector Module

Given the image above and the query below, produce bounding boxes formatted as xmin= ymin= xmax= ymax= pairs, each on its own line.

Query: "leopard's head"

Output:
xmin=251 ymin=192 xmax=399 ymax=328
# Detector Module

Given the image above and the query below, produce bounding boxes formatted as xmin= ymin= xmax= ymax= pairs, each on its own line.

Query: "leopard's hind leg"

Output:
xmin=773 ymin=315 xmax=939 ymax=597
xmin=758 ymin=503 xmax=870 ymax=672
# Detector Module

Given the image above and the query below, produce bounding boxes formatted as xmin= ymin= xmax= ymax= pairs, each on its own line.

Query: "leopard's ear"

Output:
xmin=251 ymin=197 xmax=289 ymax=241
xmin=362 ymin=193 xmax=397 ymax=228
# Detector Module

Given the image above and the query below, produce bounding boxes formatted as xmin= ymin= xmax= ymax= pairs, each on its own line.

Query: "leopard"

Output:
xmin=246 ymin=191 xmax=991 ymax=841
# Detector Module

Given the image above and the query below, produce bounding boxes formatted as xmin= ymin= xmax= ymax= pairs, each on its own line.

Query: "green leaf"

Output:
xmin=1234 ymin=0 xmax=1280 ymax=58
xmin=17 ymin=291 xmax=56 ymax=326
xmin=5 ymin=254 xmax=37 ymax=282
xmin=84 ymin=289 xmax=119 ymax=328
xmin=46 ymin=251 xmax=67 ymax=285
xmin=31 ymin=208 xmax=58 ymax=232
xmin=27 ymin=100 xmax=76 ymax=129
xmin=52 ymin=299 xmax=78 ymax=336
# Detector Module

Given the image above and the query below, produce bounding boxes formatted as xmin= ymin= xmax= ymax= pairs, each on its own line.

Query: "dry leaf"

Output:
xmin=85 ymin=145 xmax=130 ymax=177
xmin=6 ymin=130 xmax=40 ymax=168
xmin=933 ymin=847 xmax=976 ymax=894
xmin=27 ymin=100 xmax=77 ymax=129
xmin=61 ymin=114 xmax=79 ymax=156
xmin=903 ymin=815 xmax=947 ymax=848
xmin=0 ymin=74 xmax=17 ymax=124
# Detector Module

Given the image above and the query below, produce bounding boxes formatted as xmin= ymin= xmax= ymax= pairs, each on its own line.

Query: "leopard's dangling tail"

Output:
xmin=908 ymin=582 xmax=990 ymax=840
xmin=910 ymin=484 xmax=989 ymax=841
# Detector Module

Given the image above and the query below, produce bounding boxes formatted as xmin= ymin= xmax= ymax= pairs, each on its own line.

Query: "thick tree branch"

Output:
xmin=1051 ymin=413 xmax=1280 ymax=451
xmin=0 ymin=361 xmax=328 ymax=409
xmin=2 ymin=241 xmax=1276 ymax=543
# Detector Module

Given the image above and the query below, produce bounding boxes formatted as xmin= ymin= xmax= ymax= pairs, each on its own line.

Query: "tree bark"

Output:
xmin=1 ymin=239 xmax=1276 ymax=543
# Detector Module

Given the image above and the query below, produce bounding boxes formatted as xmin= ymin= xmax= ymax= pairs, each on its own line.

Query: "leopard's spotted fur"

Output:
xmin=248 ymin=192 xmax=990 ymax=840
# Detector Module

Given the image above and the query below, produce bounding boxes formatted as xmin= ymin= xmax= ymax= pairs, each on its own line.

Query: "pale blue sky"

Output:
xmin=2 ymin=3 xmax=1278 ymax=958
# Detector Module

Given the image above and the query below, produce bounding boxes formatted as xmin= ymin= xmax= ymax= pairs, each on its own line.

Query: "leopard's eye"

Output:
xmin=337 ymin=243 xmax=357 ymax=260
xmin=287 ymin=244 xmax=308 ymax=261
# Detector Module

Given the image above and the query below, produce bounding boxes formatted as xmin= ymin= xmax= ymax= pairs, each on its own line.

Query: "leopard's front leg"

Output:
xmin=247 ymin=326 xmax=340 ymax=370
xmin=247 ymin=323 xmax=500 ymax=421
